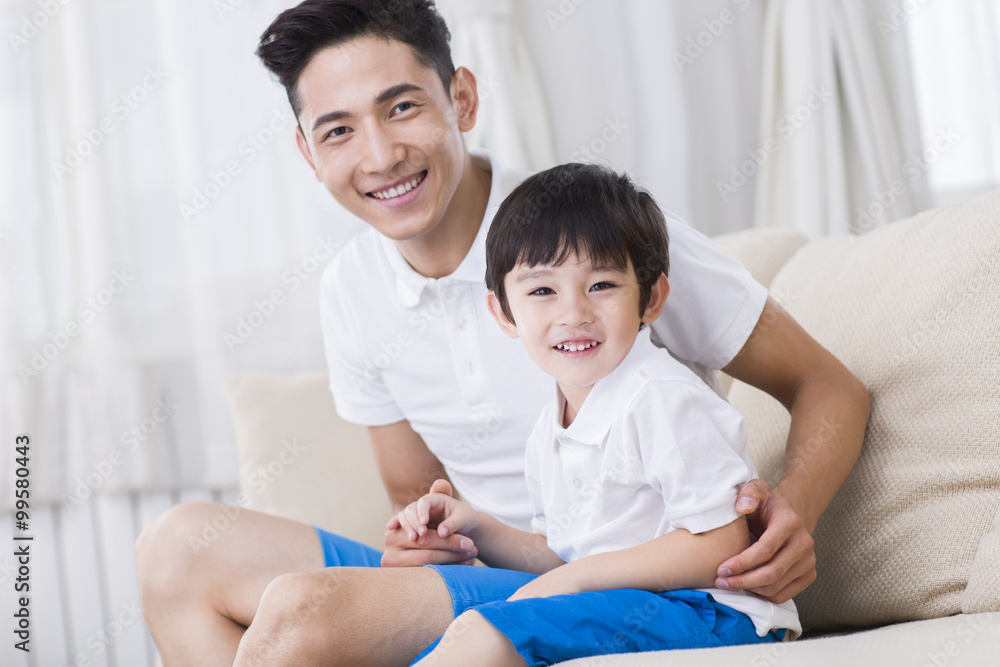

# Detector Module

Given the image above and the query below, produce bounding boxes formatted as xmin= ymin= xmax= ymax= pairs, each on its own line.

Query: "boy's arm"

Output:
xmin=510 ymin=517 xmax=752 ymax=600
xmin=395 ymin=492 xmax=565 ymax=575
xmin=719 ymin=297 xmax=871 ymax=601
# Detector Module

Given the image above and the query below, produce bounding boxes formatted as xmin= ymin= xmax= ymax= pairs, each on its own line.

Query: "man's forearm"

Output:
xmin=778 ymin=366 xmax=870 ymax=532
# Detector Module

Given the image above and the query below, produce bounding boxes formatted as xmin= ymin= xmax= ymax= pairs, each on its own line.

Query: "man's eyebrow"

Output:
xmin=311 ymin=83 xmax=426 ymax=133
xmin=374 ymin=82 xmax=424 ymax=106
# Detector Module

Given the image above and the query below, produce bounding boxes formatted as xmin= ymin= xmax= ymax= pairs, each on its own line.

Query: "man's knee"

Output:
xmin=136 ymin=501 xmax=231 ymax=598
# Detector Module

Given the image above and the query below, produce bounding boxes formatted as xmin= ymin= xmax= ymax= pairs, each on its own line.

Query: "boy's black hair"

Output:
xmin=486 ymin=163 xmax=670 ymax=324
xmin=256 ymin=0 xmax=455 ymax=120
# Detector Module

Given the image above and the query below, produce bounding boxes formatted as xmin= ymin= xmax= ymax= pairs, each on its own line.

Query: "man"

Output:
xmin=136 ymin=1 xmax=870 ymax=665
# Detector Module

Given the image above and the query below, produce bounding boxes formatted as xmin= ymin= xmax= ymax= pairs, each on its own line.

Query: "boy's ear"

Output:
xmin=295 ymin=127 xmax=320 ymax=181
xmin=641 ymin=274 xmax=670 ymax=324
xmin=451 ymin=67 xmax=479 ymax=133
xmin=486 ymin=291 xmax=519 ymax=338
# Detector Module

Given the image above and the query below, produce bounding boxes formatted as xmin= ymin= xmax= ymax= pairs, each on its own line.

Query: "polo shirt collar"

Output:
xmin=552 ymin=327 xmax=660 ymax=449
xmin=378 ymin=149 xmax=505 ymax=308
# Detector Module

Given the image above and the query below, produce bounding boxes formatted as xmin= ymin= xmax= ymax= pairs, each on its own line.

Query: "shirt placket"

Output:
xmin=437 ymin=278 xmax=493 ymax=414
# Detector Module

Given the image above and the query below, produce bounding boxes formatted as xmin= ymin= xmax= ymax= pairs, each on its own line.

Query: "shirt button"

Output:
xmin=573 ymin=478 xmax=582 ymax=489
xmin=457 ymin=318 xmax=468 ymax=331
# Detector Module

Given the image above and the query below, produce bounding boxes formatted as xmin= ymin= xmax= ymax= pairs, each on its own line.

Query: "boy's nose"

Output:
xmin=558 ymin=292 xmax=594 ymax=326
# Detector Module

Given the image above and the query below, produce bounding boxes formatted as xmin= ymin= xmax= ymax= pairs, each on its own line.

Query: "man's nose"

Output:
xmin=359 ymin=124 xmax=405 ymax=174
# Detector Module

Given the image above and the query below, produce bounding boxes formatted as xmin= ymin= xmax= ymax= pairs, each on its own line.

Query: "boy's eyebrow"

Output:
xmin=514 ymin=263 xmax=625 ymax=282
xmin=311 ymin=83 xmax=426 ymax=133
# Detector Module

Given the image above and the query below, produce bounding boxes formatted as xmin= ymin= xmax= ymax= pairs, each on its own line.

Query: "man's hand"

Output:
xmin=714 ymin=479 xmax=817 ymax=603
xmin=381 ymin=479 xmax=479 ymax=567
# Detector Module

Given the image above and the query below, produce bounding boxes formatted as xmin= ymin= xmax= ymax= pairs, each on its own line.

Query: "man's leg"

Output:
xmin=136 ymin=502 xmax=327 ymax=667
xmin=234 ymin=566 xmax=456 ymax=666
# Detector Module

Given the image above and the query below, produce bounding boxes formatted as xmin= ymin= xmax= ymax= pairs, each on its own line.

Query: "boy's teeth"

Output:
xmin=373 ymin=173 xmax=424 ymax=200
xmin=556 ymin=342 xmax=596 ymax=352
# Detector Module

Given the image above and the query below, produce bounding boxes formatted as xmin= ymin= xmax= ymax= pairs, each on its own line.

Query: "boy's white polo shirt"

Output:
xmin=320 ymin=149 xmax=768 ymax=531
xmin=524 ymin=327 xmax=801 ymax=638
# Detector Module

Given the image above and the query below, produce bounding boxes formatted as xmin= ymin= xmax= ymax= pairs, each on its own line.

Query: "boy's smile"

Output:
xmin=488 ymin=252 xmax=668 ymax=425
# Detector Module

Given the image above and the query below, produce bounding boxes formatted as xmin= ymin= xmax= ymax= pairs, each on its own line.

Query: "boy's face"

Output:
xmin=488 ymin=252 xmax=668 ymax=397
xmin=293 ymin=36 xmax=476 ymax=241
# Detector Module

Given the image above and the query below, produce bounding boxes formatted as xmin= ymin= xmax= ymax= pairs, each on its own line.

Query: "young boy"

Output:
xmin=395 ymin=163 xmax=801 ymax=666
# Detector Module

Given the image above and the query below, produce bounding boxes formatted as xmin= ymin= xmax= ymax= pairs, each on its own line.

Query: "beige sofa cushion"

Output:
xmin=223 ymin=373 xmax=390 ymax=549
xmin=559 ymin=612 xmax=1000 ymax=666
xmin=727 ymin=190 xmax=1000 ymax=630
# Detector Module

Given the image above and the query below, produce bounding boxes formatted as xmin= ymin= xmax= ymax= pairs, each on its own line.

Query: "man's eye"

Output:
xmin=323 ymin=126 xmax=350 ymax=141
xmin=393 ymin=102 xmax=417 ymax=114
xmin=530 ymin=287 xmax=554 ymax=296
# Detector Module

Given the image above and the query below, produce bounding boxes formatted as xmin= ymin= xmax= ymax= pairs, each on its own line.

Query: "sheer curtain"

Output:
xmin=752 ymin=0 xmax=929 ymax=237
xmin=2 ymin=0 xmax=354 ymax=506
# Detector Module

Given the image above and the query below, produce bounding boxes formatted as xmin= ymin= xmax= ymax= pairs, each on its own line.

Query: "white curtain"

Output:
xmin=906 ymin=1 xmax=1000 ymax=203
xmin=752 ymin=0 xmax=929 ymax=237
xmin=438 ymin=0 xmax=556 ymax=172
xmin=2 ymin=0 xmax=354 ymax=507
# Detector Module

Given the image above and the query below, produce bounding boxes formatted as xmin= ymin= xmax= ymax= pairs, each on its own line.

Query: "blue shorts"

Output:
xmin=313 ymin=527 xmax=779 ymax=666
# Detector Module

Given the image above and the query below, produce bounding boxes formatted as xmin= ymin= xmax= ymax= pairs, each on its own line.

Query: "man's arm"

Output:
xmin=369 ymin=420 xmax=478 ymax=566
xmin=719 ymin=297 xmax=871 ymax=602
xmin=510 ymin=518 xmax=752 ymax=600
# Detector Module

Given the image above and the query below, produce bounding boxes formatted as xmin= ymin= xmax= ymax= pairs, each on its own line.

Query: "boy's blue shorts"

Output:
xmin=313 ymin=527 xmax=779 ymax=666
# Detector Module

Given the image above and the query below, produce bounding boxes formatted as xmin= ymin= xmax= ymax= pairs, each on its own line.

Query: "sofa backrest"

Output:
xmin=720 ymin=190 xmax=1000 ymax=630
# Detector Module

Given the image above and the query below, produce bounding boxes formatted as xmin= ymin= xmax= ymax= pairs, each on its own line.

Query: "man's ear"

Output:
xmin=487 ymin=291 xmax=519 ymax=339
xmin=451 ymin=67 xmax=479 ymax=133
xmin=295 ymin=126 xmax=320 ymax=180
xmin=641 ymin=274 xmax=670 ymax=324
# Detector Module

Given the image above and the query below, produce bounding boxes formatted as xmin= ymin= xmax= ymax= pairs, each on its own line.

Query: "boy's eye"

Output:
xmin=529 ymin=287 xmax=554 ymax=296
xmin=590 ymin=282 xmax=615 ymax=291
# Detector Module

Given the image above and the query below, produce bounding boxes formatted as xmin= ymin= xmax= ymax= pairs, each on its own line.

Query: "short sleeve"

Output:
xmin=320 ymin=261 xmax=405 ymax=426
xmin=627 ymin=380 xmax=752 ymax=535
xmin=524 ymin=413 xmax=550 ymax=537
xmin=652 ymin=211 xmax=767 ymax=369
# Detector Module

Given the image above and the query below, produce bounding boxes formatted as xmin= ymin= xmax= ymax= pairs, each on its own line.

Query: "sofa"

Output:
xmin=223 ymin=189 xmax=1000 ymax=665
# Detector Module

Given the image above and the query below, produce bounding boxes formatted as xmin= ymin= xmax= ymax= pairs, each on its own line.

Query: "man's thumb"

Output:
xmin=430 ymin=479 xmax=454 ymax=497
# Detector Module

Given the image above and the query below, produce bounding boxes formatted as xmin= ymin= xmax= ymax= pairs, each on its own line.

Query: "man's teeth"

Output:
xmin=372 ymin=173 xmax=425 ymax=200
xmin=555 ymin=342 xmax=598 ymax=352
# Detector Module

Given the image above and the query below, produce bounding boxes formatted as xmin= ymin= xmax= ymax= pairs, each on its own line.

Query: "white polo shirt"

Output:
xmin=525 ymin=327 xmax=800 ymax=638
xmin=319 ymin=149 xmax=767 ymax=530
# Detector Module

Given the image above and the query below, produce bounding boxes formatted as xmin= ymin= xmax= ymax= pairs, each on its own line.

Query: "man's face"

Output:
xmin=294 ymin=36 xmax=472 ymax=241
xmin=489 ymin=251 xmax=663 ymax=398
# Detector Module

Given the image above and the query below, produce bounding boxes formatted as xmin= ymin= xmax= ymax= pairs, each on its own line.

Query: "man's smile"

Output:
xmin=367 ymin=170 xmax=427 ymax=201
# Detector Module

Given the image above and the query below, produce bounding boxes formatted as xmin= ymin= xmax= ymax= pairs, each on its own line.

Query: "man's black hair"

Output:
xmin=257 ymin=0 xmax=455 ymax=120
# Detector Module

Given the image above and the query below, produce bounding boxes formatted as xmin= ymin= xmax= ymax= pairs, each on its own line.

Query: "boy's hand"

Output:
xmin=714 ymin=480 xmax=817 ymax=603
xmin=382 ymin=479 xmax=480 ymax=567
